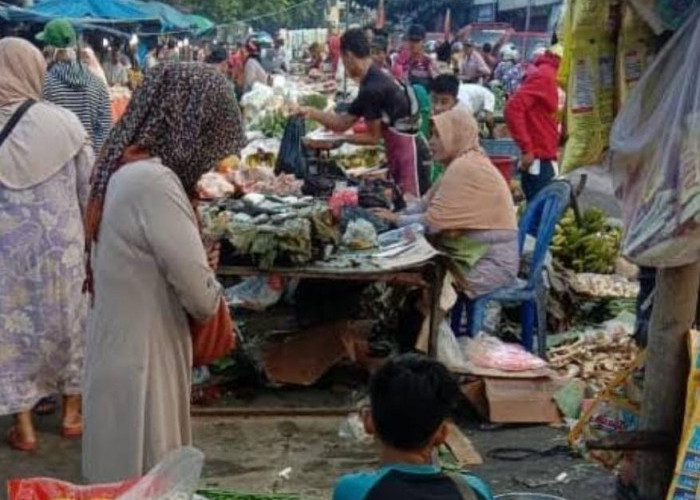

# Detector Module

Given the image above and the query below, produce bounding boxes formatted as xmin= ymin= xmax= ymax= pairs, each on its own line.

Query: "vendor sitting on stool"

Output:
xmin=374 ymin=106 xmax=518 ymax=299
xmin=300 ymin=28 xmax=431 ymax=199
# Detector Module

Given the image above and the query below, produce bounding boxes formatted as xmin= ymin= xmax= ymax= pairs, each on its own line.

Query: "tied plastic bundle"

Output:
xmin=610 ymin=9 xmax=700 ymax=267
xmin=462 ymin=334 xmax=547 ymax=372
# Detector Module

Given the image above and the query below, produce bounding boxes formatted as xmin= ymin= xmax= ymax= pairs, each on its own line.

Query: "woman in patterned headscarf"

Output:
xmin=82 ymin=63 xmax=244 ymax=482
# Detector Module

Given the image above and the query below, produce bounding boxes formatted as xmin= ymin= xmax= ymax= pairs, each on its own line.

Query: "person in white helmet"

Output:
xmin=492 ymin=44 xmax=523 ymax=96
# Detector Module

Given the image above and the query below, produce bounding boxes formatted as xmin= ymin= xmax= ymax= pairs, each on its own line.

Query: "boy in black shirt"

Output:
xmin=300 ymin=28 xmax=431 ymax=198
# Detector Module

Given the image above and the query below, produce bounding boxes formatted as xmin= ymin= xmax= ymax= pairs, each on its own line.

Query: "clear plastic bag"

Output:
xmin=117 ymin=447 xmax=204 ymax=500
xmin=610 ymin=8 xmax=700 ymax=267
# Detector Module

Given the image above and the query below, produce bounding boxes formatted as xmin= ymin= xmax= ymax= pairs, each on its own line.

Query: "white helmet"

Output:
xmin=499 ymin=43 xmax=518 ymax=62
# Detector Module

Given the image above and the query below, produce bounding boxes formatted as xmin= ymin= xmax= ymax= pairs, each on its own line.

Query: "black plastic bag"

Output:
xmin=275 ymin=116 xmax=307 ymax=178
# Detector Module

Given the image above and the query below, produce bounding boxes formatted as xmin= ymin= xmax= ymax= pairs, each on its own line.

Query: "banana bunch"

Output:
xmin=551 ymin=208 xmax=622 ymax=274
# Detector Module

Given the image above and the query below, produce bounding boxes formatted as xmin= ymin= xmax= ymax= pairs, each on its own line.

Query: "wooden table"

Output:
xmin=218 ymin=257 xmax=446 ymax=356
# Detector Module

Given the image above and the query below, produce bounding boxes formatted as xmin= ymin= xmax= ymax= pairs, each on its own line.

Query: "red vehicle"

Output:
xmin=507 ymin=31 xmax=551 ymax=63
xmin=457 ymin=22 xmax=514 ymax=50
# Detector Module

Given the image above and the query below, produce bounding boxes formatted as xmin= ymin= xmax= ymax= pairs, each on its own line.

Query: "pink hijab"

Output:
xmin=0 ymin=38 xmax=89 ymax=189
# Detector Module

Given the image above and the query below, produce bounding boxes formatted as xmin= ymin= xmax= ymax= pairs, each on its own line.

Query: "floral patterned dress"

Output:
xmin=0 ymin=155 xmax=92 ymax=415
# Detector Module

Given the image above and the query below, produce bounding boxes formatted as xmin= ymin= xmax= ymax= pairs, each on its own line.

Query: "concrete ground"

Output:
xmin=0 ymin=411 xmax=615 ymax=500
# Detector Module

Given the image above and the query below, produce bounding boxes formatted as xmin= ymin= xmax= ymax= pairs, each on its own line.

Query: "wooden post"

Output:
xmin=636 ymin=262 xmax=700 ymax=499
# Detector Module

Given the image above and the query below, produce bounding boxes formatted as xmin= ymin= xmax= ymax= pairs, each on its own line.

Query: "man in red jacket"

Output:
xmin=505 ymin=51 xmax=561 ymax=201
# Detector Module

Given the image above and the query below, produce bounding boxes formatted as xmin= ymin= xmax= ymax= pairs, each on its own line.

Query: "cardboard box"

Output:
xmin=462 ymin=377 xmax=563 ymax=424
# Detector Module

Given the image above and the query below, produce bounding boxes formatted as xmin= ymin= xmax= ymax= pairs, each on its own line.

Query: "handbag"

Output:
xmin=190 ymin=297 xmax=237 ymax=367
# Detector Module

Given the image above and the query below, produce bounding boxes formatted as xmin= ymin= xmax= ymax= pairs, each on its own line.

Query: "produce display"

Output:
xmin=201 ymin=195 xmax=339 ymax=269
xmin=298 ymin=93 xmax=328 ymax=110
xmin=332 ymin=146 xmax=384 ymax=170
xmin=569 ymin=273 xmax=640 ymax=299
xmin=551 ymin=208 xmax=622 ymax=274
xmin=255 ymin=110 xmax=287 ymax=139
xmin=548 ymin=327 xmax=640 ymax=395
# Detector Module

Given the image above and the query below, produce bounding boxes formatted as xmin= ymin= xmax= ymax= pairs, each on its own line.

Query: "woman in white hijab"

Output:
xmin=0 ymin=37 xmax=94 ymax=451
xmin=80 ymin=46 xmax=108 ymax=85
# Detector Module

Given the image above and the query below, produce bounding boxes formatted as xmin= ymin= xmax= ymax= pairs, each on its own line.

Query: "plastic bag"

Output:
xmin=437 ymin=320 xmax=469 ymax=373
xmin=461 ymin=334 xmax=547 ymax=372
xmin=240 ymin=82 xmax=275 ymax=110
xmin=225 ymin=275 xmax=285 ymax=311
xmin=117 ymin=447 xmax=204 ymax=500
xmin=610 ymin=9 xmax=700 ymax=267
xmin=342 ymin=219 xmax=378 ymax=250
xmin=7 ymin=478 xmax=136 ymax=500
xmin=275 ymin=116 xmax=307 ymax=178
xmin=7 ymin=447 xmax=203 ymax=500
xmin=568 ymin=350 xmax=645 ymax=469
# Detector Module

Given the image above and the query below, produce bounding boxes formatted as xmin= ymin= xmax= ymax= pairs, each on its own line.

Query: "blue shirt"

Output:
xmin=333 ymin=464 xmax=493 ymax=500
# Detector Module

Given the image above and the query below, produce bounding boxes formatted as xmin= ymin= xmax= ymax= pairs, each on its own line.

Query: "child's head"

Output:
xmin=365 ymin=354 xmax=459 ymax=454
xmin=430 ymin=74 xmax=459 ymax=116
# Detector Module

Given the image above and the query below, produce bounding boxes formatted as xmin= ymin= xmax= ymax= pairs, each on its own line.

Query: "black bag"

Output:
xmin=275 ymin=116 xmax=307 ymax=178
xmin=0 ymin=99 xmax=35 ymax=149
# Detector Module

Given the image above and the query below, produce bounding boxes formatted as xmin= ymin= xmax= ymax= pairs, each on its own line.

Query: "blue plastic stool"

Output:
xmin=450 ymin=180 xmax=572 ymax=357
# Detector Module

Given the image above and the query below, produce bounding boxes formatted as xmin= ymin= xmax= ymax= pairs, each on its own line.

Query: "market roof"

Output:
xmin=24 ymin=0 xmax=214 ymax=35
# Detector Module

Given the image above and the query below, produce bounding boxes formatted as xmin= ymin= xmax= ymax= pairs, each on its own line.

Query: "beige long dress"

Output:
xmin=83 ymin=159 xmax=221 ymax=483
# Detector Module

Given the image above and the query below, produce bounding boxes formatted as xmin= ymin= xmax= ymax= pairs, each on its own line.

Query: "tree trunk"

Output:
xmin=636 ymin=262 xmax=700 ymax=499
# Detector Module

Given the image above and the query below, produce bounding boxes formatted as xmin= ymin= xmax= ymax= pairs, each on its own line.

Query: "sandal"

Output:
xmin=61 ymin=422 xmax=83 ymax=439
xmin=7 ymin=426 xmax=36 ymax=452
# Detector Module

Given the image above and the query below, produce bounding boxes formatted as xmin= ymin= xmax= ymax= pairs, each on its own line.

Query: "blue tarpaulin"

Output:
xmin=31 ymin=0 xmax=160 ymax=23
xmin=24 ymin=0 xmax=214 ymax=35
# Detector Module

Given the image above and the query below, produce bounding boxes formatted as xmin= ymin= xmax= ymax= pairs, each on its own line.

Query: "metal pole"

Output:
xmin=524 ymin=0 xmax=533 ymax=32
xmin=343 ymin=0 xmax=349 ymax=97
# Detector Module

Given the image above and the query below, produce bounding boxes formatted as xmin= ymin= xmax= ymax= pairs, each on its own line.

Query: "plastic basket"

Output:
xmin=489 ymin=154 xmax=516 ymax=183
xmin=481 ymin=138 xmax=521 ymax=159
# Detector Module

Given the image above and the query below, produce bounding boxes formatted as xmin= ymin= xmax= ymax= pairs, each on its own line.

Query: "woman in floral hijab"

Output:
xmin=82 ymin=63 xmax=244 ymax=482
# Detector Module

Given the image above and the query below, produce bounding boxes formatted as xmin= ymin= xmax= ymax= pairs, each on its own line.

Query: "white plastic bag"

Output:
xmin=437 ymin=320 xmax=469 ymax=373
xmin=117 ymin=447 xmax=204 ymax=500
xmin=610 ymin=8 xmax=700 ymax=267
xmin=225 ymin=275 xmax=284 ymax=311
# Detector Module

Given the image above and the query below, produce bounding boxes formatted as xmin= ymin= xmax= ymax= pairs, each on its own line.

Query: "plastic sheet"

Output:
xmin=610 ymin=9 xmax=700 ymax=267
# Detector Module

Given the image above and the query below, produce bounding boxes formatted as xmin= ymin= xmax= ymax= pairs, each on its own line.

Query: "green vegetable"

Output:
xmin=255 ymin=110 xmax=287 ymax=139
xmin=197 ymin=489 xmax=300 ymax=500
xmin=299 ymin=93 xmax=328 ymax=111
xmin=550 ymin=208 xmax=622 ymax=274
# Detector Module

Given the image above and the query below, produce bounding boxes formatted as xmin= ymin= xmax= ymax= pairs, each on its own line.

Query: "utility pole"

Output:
xmin=524 ymin=0 xmax=533 ymax=32
xmin=636 ymin=262 xmax=700 ymax=498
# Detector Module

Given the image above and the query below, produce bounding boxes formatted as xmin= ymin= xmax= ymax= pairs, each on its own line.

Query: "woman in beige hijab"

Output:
xmin=375 ymin=106 xmax=519 ymax=297
xmin=0 ymin=38 xmax=94 ymax=451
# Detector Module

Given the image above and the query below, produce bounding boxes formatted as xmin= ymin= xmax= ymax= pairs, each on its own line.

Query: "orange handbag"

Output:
xmin=190 ymin=297 xmax=237 ymax=367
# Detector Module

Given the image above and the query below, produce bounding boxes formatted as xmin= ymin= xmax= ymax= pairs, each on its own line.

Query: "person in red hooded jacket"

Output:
xmin=504 ymin=50 xmax=561 ymax=201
